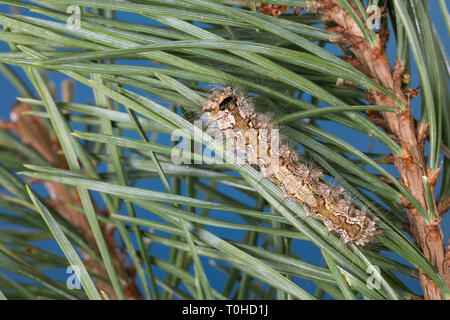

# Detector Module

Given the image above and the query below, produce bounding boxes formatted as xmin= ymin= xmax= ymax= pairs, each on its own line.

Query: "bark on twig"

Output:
xmin=315 ymin=0 xmax=449 ymax=299
xmin=437 ymin=195 xmax=450 ymax=218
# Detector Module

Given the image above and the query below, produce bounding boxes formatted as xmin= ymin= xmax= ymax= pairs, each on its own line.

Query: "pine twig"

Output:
xmin=316 ymin=0 xmax=449 ymax=299
xmin=4 ymin=101 xmax=142 ymax=300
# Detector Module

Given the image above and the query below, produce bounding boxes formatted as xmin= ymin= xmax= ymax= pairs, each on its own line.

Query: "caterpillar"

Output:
xmin=202 ymin=86 xmax=380 ymax=246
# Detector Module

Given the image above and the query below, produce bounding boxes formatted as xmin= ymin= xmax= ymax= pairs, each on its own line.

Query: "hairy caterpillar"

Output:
xmin=202 ymin=86 xmax=380 ymax=246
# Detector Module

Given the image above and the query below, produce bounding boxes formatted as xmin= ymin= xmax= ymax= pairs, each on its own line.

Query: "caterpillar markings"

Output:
xmin=202 ymin=86 xmax=380 ymax=246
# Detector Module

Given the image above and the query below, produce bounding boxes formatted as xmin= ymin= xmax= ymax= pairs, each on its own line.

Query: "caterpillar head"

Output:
xmin=202 ymin=86 xmax=254 ymax=131
xmin=203 ymin=86 xmax=240 ymax=114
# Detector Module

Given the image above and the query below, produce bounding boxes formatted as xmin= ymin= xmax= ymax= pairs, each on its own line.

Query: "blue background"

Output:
xmin=0 ymin=2 xmax=448 ymax=299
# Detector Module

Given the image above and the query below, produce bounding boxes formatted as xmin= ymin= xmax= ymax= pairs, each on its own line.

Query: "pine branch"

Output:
xmin=1 ymin=0 xmax=447 ymax=300
xmin=315 ymin=0 xmax=449 ymax=299
xmin=2 ymin=101 xmax=142 ymax=300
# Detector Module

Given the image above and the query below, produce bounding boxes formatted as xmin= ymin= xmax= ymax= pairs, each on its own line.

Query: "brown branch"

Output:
xmin=316 ymin=0 xmax=449 ymax=299
xmin=6 ymin=102 xmax=142 ymax=300
xmin=384 ymin=154 xmax=396 ymax=165
xmin=437 ymin=195 xmax=450 ymax=218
